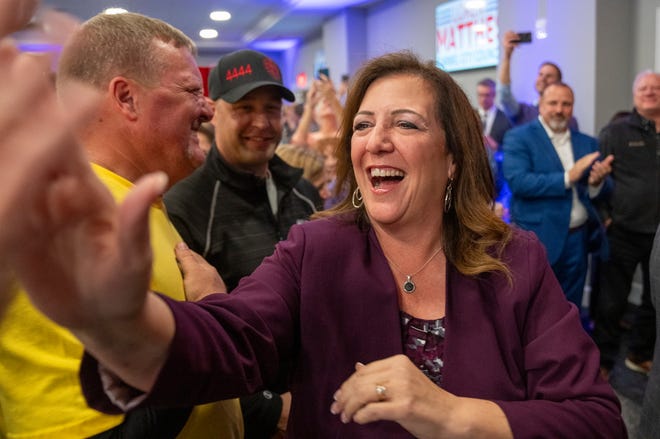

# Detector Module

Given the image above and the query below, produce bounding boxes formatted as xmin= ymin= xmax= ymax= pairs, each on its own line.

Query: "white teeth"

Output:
xmin=370 ymin=168 xmax=404 ymax=178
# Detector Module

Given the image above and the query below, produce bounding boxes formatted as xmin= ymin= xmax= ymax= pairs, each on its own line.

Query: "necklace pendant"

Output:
xmin=402 ymin=275 xmax=416 ymax=293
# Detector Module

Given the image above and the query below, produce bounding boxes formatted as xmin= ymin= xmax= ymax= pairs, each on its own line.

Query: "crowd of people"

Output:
xmin=0 ymin=1 xmax=658 ymax=438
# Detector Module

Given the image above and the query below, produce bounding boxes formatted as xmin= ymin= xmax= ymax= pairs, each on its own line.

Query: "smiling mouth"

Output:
xmin=246 ymin=136 xmax=273 ymax=143
xmin=369 ymin=167 xmax=405 ymax=188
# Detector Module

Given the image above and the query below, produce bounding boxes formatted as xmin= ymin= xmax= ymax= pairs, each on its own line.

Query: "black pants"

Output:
xmin=88 ymin=406 xmax=192 ymax=439
xmin=592 ymin=224 xmax=657 ymax=369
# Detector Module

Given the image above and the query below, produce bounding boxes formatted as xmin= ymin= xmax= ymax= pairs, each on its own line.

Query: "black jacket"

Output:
xmin=598 ymin=109 xmax=660 ymax=234
xmin=164 ymin=143 xmax=320 ymax=291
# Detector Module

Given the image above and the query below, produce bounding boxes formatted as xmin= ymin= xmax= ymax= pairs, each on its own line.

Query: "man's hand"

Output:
xmin=502 ymin=30 xmax=520 ymax=59
xmin=588 ymin=154 xmax=614 ymax=186
xmin=568 ymin=151 xmax=600 ymax=184
xmin=175 ymin=242 xmax=227 ymax=301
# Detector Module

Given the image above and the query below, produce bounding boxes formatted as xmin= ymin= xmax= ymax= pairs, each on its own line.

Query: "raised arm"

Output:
xmin=498 ymin=30 xmax=521 ymax=120
xmin=290 ymin=81 xmax=320 ymax=147
xmin=316 ymin=73 xmax=344 ymax=124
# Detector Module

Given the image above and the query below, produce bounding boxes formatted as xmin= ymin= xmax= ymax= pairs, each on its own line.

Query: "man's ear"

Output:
xmin=109 ymin=77 xmax=138 ymax=121
xmin=209 ymin=98 xmax=220 ymax=125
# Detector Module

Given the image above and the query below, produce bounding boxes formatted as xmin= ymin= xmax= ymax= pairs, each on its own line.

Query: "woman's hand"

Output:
xmin=331 ymin=355 xmax=455 ymax=438
xmin=175 ymin=242 xmax=227 ymax=301
xmin=330 ymin=355 xmax=512 ymax=439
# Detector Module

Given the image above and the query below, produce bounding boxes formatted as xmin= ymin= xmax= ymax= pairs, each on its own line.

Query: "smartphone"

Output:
xmin=512 ymin=32 xmax=532 ymax=43
xmin=316 ymin=67 xmax=330 ymax=79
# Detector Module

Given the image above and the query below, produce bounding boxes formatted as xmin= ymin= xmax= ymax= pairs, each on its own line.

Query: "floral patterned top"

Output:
xmin=400 ymin=310 xmax=445 ymax=386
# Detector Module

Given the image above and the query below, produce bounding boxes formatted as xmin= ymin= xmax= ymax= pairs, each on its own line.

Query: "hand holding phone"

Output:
xmin=511 ymin=32 xmax=532 ymax=44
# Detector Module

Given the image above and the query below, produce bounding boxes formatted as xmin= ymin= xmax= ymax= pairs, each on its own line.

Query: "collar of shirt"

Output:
xmin=265 ymin=169 xmax=278 ymax=216
xmin=479 ymin=106 xmax=496 ymax=119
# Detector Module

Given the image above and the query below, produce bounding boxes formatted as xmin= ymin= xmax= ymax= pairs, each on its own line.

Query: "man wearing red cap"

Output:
xmin=164 ymin=49 xmax=321 ymax=438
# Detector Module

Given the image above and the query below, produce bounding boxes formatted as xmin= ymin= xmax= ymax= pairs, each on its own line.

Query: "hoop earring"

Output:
xmin=444 ymin=179 xmax=453 ymax=213
xmin=352 ymin=187 xmax=363 ymax=208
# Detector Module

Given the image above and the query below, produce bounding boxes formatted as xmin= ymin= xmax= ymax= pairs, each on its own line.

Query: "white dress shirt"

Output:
xmin=479 ymin=106 xmax=497 ymax=137
xmin=538 ymin=116 xmax=588 ymax=229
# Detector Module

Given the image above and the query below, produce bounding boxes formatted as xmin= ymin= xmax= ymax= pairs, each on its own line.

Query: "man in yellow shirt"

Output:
xmin=0 ymin=12 xmax=242 ymax=438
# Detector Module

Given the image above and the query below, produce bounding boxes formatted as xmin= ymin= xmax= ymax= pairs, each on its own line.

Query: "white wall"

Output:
xmin=292 ymin=37 xmax=324 ymax=97
xmin=595 ymin=0 xmax=634 ymax=132
xmin=291 ymin=8 xmax=369 ymax=95
xmin=365 ymin=0 xmax=437 ymax=58
xmin=323 ymin=12 xmax=350 ymax=81
xmin=635 ymin=0 xmax=660 ymax=75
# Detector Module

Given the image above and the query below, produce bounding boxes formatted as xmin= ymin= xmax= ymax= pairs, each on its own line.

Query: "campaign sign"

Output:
xmin=435 ymin=0 xmax=499 ymax=72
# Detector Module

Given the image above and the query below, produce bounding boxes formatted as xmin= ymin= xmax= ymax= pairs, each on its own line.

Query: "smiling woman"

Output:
xmin=17 ymin=51 xmax=627 ymax=439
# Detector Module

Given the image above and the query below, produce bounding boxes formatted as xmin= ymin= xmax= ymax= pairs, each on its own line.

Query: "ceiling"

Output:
xmin=39 ymin=0 xmax=384 ymax=54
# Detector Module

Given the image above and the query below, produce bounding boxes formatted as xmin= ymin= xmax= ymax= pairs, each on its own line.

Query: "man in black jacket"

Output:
xmin=164 ymin=49 xmax=321 ymax=438
xmin=592 ymin=70 xmax=660 ymax=378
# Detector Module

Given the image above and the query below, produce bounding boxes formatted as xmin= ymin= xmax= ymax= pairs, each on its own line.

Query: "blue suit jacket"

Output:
xmin=502 ymin=119 xmax=611 ymax=264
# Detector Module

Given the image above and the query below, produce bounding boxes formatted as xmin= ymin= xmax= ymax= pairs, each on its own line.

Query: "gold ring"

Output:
xmin=375 ymin=384 xmax=387 ymax=401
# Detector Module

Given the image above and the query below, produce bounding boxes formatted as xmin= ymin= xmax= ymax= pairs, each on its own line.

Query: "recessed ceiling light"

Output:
xmin=199 ymin=29 xmax=219 ymax=39
xmin=251 ymin=38 xmax=299 ymax=51
xmin=210 ymin=10 xmax=231 ymax=21
xmin=104 ymin=7 xmax=128 ymax=14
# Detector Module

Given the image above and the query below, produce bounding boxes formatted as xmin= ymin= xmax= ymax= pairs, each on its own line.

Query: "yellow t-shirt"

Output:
xmin=0 ymin=164 xmax=243 ymax=438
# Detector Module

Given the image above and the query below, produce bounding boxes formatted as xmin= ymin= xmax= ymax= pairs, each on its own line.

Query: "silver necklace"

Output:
xmin=385 ymin=245 xmax=443 ymax=294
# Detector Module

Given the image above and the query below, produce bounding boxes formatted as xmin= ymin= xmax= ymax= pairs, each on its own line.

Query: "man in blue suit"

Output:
xmin=503 ymin=82 xmax=613 ymax=309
